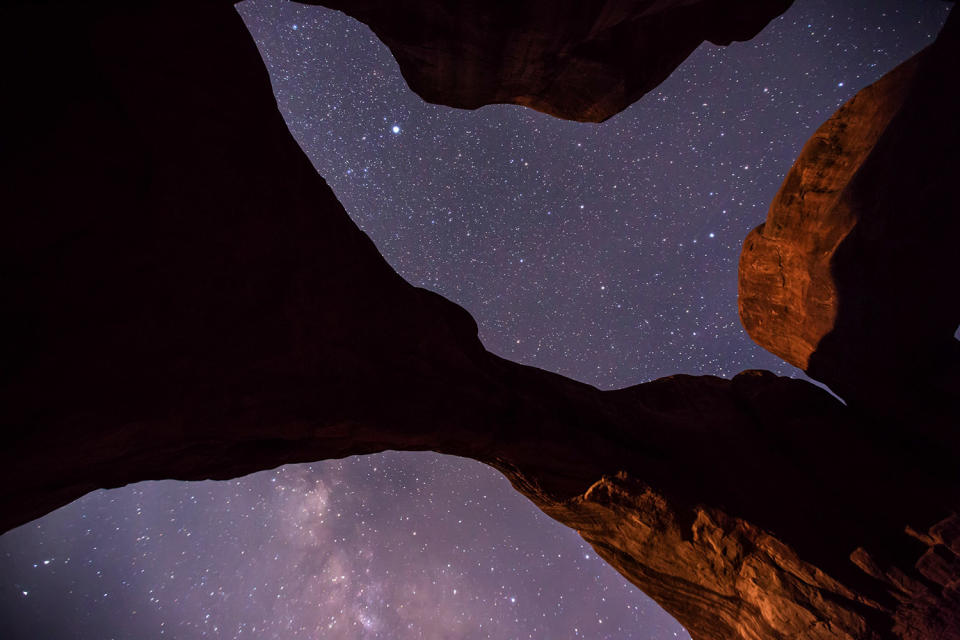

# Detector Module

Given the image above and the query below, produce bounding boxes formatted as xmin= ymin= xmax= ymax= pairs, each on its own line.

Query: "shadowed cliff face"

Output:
xmin=739 ymin=9 xmax=960 ymax=420
xmin=1 ymin=1 xmax=958 ymax=639
xmin=293 ymin=0 xmax=793 ymax=122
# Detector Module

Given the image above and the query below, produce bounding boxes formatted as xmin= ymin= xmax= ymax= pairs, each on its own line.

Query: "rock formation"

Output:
xmin=297 ymin=0 xmax=793 ymax=122
xmin=1 ymin=1 xmax=957 ymax=639
xmin=738 ymin=9 xmax=960 ymax=420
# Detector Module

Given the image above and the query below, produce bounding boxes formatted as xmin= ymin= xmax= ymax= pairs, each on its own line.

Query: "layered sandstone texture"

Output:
xmin=738 ymin=9 xmax=960 ymax=416
xmin=298 ymin=0 xmax=794 ymax=122
xmin=1 ymin=1 xmax=958 ymax=639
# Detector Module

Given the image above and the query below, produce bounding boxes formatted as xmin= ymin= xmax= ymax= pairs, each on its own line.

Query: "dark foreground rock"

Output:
xmin=298 ymin=0 xmax=793 ymax=122
xmin=1 ymin=2 xmax=957 ymax=639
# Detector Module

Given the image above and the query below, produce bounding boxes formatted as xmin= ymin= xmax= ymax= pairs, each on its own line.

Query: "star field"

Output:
xmin=3 ymin=455 xmax=681 ymax=639
xmin=0 ymin=1 xmax=950 ymax=638
xmin=238 ymin=0 xmax=947 ymax=385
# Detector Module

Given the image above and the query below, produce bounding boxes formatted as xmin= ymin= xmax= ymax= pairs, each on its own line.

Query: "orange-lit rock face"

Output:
xmin=738 ymin=56 xmax=919 ymax=371
xmin=296 ymin=0 xmax=793 ymax=122
xmin=738 ymin=11 xmax=960 ymax=413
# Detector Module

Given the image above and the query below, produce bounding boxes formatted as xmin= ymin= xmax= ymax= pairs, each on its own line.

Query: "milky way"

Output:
xmin=0 ymin=1 xmax=950 ymax=638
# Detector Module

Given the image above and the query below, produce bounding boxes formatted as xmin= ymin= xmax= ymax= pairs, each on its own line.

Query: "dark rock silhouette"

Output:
xmin=298 ymin=0 xmax=793 ymax=122
xmin=1 ymin=1 xmax=957 ymax=639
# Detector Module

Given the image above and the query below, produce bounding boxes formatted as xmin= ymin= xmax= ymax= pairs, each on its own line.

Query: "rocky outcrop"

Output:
xmin=297 ymin=0 xmax=793 ymax=122
xmin=1 ymin=1 xmax=957 ymax=639
xmin=738 ymin=8 xmax=960 ymax=417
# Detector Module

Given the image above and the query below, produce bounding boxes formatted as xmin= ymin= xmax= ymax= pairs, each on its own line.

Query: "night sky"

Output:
xmin=1 ymin=1 xmax=950 ymax=638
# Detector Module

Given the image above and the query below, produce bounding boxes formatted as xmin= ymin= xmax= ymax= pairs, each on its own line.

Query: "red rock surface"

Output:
xmin=297 ymin=0 xmax=793 ymax=122
xmin=738 ymin=8 xmax=960 ymax=416
xmin=1 ymin=2 xmax=957 ymax=639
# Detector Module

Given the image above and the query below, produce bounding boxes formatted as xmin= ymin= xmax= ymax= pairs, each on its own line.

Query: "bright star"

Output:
xmin=391 ymin=125 xmax=400 ymax=134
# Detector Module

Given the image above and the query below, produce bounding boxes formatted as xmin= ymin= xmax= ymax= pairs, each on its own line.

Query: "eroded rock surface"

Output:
xmin=738 ymin=9 xmax=960 ymax=417
xmin=1 ymin=2 xmax=957 ymax=639
xmin=297 ymin=0 xmax=793 ymax=122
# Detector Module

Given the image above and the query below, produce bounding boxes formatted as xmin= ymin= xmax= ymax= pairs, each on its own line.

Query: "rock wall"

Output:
xmin=739 ymin=9 xmax=960 ymax=419
xmin=298 ymin=0 xmax=793 ymax=122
